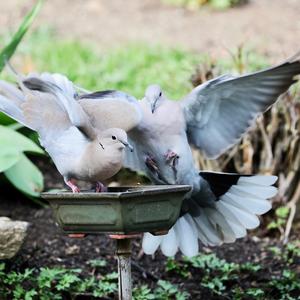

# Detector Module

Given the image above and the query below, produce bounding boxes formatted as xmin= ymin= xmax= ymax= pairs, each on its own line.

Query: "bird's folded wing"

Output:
xmin=181 ymin=53 xmax=300 ymax=159
xmin=78 ymin=90 xmax=145 ymax=173
xmin=78 ymin=90 xmax=142 ymax=132
xmin=23 ymin=74 xmax=96 ymax=139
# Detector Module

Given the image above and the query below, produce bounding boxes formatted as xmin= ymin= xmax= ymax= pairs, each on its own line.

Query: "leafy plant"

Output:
xmin=0 ymin=1 xmax=44 ymax=199
xmin=154 ymin=280 xmax=190 ymax=300
xmin=88 ymin=258 xmax=107 ymax=268
xmin=165 ymin=258 xmax=190 ymax=278
xmin=267 ymin=206 xmax=290 ymax=234
xmin=0 ymin=0 xmax=42 ymax=72
xmin=269 ymin=270 xmax=300 ymax=300
xmin=133 ymin=285 xmax=156 ymax=300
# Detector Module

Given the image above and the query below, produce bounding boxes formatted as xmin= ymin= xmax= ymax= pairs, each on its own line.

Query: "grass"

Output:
xmin=1 ymin=29 xmax=269 ymax=100
xmin=1 ymin=28 xmax=201 ymax=100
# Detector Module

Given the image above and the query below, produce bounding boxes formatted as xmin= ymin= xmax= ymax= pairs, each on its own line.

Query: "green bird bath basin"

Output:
xmin=42 ymin=185 xmax=191 ymax=235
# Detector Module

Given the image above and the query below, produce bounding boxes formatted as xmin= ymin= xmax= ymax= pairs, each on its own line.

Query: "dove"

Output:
xmin=77 ymin=53 xmax=300 ymax=257
xmin=0 ymin=73 xmax=136 ymax=193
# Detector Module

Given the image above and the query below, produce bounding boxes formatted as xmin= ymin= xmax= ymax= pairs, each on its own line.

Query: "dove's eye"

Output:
xmin=159 ymin=92 xmax=162 ymax=97
xmin=112 ymin=135 xmax=117 ymax=140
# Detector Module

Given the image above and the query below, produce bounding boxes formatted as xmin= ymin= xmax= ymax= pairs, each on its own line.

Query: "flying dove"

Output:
xmin=77 ymin=53 xmax=300 ymax=257
xmin=0 ymin=73 xmax=136 ymax=193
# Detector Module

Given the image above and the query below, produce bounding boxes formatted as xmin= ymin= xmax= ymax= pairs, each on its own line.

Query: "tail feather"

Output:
xmin=232 ymin=184 xmax=277 ymax=199
xmin=142 ymin=173 xmax=277 ymax=257
xmin=223 ymin=191 xmax=271 ymax=214
xmin=194 ymin=210 xmax=222 ymax=245
xmin=220 ymin=196 xmax=260 ymax=229
xmin=215 ymin=202 xmax=247 ymax=238
xmin=160 ymin=227 xmax=178 ymax=257
xmin=204 ymin=207 xmax=236 ymax=243
xmin=142 ymin=233 xmax=163 ymax=255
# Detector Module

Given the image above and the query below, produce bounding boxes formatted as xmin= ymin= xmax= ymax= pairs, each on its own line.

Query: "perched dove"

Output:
xmin=0 ymin=73 xmax=136 ymax=193
xmin=77 ymin=53 xmax=300 ymax=257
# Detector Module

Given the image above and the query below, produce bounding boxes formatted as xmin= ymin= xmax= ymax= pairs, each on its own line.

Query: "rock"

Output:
xmin=0 ymin=217 xmax=29 ymax=260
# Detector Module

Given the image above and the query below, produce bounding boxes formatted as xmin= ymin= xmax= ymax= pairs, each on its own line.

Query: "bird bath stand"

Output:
xmin=42 ymin=185 xmax=191 ymax=300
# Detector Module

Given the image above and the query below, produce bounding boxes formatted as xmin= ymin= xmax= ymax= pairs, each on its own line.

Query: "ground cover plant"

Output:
xmin=1 ymin=239 xmax=299 ymax=299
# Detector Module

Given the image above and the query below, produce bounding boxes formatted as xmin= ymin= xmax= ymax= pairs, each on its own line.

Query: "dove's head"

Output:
xmin=97 ymin=128 xmax=133 ymax=152
xmin=144 ymin=84 xmax=165 ymax=113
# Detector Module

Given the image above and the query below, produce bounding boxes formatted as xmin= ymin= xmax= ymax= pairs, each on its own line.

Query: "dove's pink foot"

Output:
xmin=66 ymin=179 xmax=80 ymax=193
xmin=165 ymin=150 xmax=179 ymax=167
xmin=145 ymin=154 xmax=158 ymax=172
xmin=95 ymin=181 xmax=107 ymax=193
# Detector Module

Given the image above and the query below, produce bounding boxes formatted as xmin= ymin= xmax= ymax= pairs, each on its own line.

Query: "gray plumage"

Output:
xmin=0 ymin=73 xmax=135 ymax=193
xmin=78 ymin=54 xmax=300 ymax=256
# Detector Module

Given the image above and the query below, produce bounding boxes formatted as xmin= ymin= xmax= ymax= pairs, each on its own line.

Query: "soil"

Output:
xmin=0 ymin=176 xmax=299 ymax=299
xmin=1 ymin=0 xmax=300 ymax=60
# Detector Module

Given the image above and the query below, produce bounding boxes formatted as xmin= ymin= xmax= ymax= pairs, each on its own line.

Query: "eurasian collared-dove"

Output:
xmin=77 ymin=54 xmax=300 ymax=257
xmin=0 ymin=73 xmax=137 ymax=193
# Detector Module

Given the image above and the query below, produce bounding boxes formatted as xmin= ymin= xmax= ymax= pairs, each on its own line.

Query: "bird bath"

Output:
xmin=42 ymin=185 xmax=191 ymax=300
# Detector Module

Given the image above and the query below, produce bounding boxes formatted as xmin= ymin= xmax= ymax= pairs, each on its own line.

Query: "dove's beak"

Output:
xmin=121 ymin=141 xmax=134 ymax=152
xmin=151 ymin=101 xmax=157 ymax=114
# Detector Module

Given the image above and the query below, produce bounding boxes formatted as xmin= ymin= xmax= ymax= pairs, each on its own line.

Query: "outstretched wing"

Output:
xmin=181 ymin=54 xmax=300 ymax=159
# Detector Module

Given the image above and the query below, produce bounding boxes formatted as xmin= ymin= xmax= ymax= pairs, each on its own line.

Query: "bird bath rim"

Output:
xmin=42 ymin=185 xmax=192 ymax=198
xmin=42 ymin=185 xmax=192 ymax=235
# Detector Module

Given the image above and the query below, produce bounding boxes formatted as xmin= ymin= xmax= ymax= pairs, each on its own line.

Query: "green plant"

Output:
xmin=267 ymin=206 xmax=290 ymax=234
xmin=154 ymin=280 xmax=190 ymax=300
xmin=88 ymin=258 xmax=107 ymax=268
xmin=0 ymin=0 xmax=42 ymax=72
xmin=0 ymin=1 xmax=44 ymax=200
xmin=133 ymin=285 xmax=156 ymax=300
xmin=269 ymin=241 xmax=300 ymax=265
xmin=23 ymin=32 xmax=199 ymax=100
xmin=0 ymin=263 xmax=119 ymax=299
xmin=185 ymin=253 xmax=264 ymax=297
xmin=165 ymin=258 xmax=190 ymax=278
xmin=269 ymin=270 xmax=300 ymax=300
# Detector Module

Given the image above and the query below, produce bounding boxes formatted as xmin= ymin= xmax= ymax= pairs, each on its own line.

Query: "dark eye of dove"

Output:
xmin=112 ymin=135 xmax=117 ymax=140
xmin=159 ymin=92 xmax=162 ymax=97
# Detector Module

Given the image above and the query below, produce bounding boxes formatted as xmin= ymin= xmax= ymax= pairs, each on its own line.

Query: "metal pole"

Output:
xmin=116 ymin=238 xmax=132 ymax=300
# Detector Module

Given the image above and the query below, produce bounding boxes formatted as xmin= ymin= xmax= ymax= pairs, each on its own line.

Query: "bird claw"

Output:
xmin=95 ymin=182 xmax=107 ymax=193
xmin=66 ymin=180 xmax=80 ymax=193
xmin=145 ymin=155 xmax=159 ymax=172
xmin=165 ymin=150 xmax=179 ymax=168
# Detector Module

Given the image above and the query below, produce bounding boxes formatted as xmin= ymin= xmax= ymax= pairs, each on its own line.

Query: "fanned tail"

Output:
xmin=142 ymin=173 xmax=277 ymax=257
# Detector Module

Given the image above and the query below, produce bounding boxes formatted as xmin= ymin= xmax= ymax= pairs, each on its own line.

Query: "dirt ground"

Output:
xmin=1 ymin=0 xmax=300 ymax=60
xmin=1 ymin=184 xmax=299 ymax=299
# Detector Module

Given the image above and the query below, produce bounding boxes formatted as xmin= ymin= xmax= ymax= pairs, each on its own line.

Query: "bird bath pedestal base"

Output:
xmin=42 ymin=185 xmax=191 ymax=300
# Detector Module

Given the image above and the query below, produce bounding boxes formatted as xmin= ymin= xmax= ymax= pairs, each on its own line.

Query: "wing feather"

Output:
xmin=181 ymin=54 xmax=300 ymax=158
